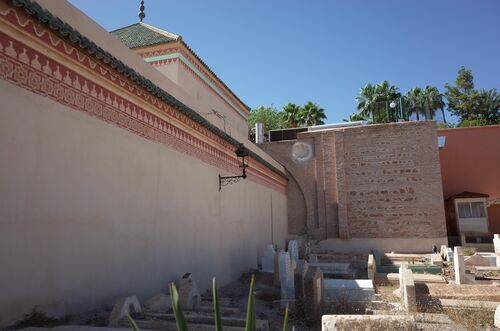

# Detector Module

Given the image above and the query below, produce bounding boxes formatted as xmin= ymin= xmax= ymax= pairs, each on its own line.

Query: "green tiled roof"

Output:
xmin=110 ymin=22 xmax=179 ymax=49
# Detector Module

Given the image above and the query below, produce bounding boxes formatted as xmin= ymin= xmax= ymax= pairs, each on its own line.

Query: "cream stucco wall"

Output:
xmin=156 ymin=62 xmax=249 ymax=138
xmin=0 ymin=80 xmax=288 ymax=327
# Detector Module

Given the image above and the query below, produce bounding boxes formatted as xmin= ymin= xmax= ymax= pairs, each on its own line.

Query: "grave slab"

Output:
xmin=323 ymin=279 xmax=374 ymax=302
xmin=109 ymin=296 xmax=142 ymax=327
xmin=322 ymin=315 xmax=416 ymax=331
xmin=464 ymin=253 xmax=490 ymax=267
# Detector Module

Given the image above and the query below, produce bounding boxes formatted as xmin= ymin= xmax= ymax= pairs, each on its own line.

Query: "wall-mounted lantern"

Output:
xmin=219 ymin=144 xmax=249 ymax=191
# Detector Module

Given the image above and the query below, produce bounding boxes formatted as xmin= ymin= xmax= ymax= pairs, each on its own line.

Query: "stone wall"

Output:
xmin=262 ymin=121 xmax=447 ymax=250
xmin=341 ymin=122 xmax=446 ymax=238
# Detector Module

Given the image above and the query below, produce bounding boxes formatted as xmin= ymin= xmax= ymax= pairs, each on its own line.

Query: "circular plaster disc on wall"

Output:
xmin=291 ymin=141 xmax=313 ymax=162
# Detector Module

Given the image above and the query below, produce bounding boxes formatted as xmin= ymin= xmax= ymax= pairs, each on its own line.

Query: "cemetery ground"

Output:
xmin=6 ymin=242 xmax=500 ymax=331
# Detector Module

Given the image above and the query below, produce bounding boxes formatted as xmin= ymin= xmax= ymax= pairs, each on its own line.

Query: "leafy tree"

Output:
xmin=445 ymin=66 xmax=499 ymax=126
xmin=355 ymin=81 xmax=401 ymax=123
xmin=281 ymin=103 xmax=303 ymax=128
xmin=247 ymin=106 xmax=284 ymax=132
xmin=444 ymin=66 xmax=478 ymax=121
xmin=300 ymin=101 xmax=327 ymax=126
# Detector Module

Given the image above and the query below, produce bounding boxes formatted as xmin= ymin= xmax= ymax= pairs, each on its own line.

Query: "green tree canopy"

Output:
xmin=445 ymin=66 xmax=499 ymax=126
xmin=405 ymin=86 xmax=446 ymax=122
xmin=355 ymin=81 xmax=401 ymax=123
xmin=281 ymin=102 xmax=302 ymax=128
xmin=280 ymin=102 xmax=327 ymax=128
xmin=300 ymin=101 xmax=327 ymax=126
xmin=247 ymin=106 xmax=284 ymax=132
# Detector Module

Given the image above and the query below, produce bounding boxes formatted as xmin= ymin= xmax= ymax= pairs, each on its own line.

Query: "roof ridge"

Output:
xmin=139 ymin=22 xmax=180 ymax=40
xmin=109 ymin=22 xmax=140 ymax=33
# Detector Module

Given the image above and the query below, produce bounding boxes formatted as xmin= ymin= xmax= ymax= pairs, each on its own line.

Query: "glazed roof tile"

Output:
xmin=110 ymin=22 xmax=179 ymax=49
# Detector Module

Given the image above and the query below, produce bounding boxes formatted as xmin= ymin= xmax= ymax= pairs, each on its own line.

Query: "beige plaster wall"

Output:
xmin=0 ymin=80 xmax=288 ymax=327
xmin=156 ymin=63 xmax=249 ymax=138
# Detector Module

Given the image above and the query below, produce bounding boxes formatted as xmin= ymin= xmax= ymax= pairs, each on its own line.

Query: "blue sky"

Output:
xmin=68 ymin=0 xmax=500 ymax=123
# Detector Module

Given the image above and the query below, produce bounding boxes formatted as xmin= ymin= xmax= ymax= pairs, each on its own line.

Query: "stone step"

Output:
xmin=375 ymin=272 xmax=445 ymax=284
xmin=413 ymin=313 xmax=454 ymax=324
xmin=118 ymin=315 xmax=269 ymax=331
xmin=416 ymin=322 xmax=468 ymax=331
xmin=364 ymin=308 xmax=404 ymax=316
xmin=366 ymin=300 xmax=393 ymax=310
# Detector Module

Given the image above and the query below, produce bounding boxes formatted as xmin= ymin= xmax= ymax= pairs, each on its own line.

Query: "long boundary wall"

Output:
xmin=0 ymin=0 xmax=288 ymax=326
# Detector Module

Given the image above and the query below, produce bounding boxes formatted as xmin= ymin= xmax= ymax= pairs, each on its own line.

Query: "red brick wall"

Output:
xmin=341 ymin=122 xmax=447 ymax=238
xmin=263 ymin=121 xmax=448 ymax=239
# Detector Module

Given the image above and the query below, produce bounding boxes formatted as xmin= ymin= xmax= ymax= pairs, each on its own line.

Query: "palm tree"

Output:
xmin=281 ymin=103 xmax=302 ymax=128
xmin=300 ymin=101 xmax=327 ymax=126
xmin=343 ymin=113 xmax=366 ymax=122
xmin=356 ymin=81 xmax=401 ymax=123
xmin=477 ymin=88 xmax=500 ymax=125
xmin=405 ymin=87 xmax=424 ymax=120
xmin=422 ymin=85 xmax=446 ymax=122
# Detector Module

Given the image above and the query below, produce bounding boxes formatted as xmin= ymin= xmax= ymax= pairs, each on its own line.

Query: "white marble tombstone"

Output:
xmin=279 ymin=251 xmax=294 ymax=299
xmin=288 ymin=240 xmax=299 ymax=266
xmin=494 ymin=234 xmax=500 ymax=267
xmin=261 ymin=244 xmax=276 ymax=273
xmin=454 ymin=246 xmax=465 ymax=284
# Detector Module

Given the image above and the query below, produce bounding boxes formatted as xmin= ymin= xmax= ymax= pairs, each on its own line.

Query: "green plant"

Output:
xmin=282 ymin=304 xmax=289 ymax=331
xmin=126 ymin=314 xmax=140 ymax=331
xmin=245 ymin=275 xmax=256 ymax=331
xmin=170 ymin=282 xmax=189 ymax=331
xmin=127 ymin=275 xmax=289 ymax=331
xmin=212 ymin=278 xmax=222 ymax=331
xmin=463 ymin=247 xmax=476 ymax=256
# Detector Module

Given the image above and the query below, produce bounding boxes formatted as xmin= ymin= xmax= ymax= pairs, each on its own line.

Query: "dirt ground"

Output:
xmin=218 ymin=271 xmax=320 ymax=331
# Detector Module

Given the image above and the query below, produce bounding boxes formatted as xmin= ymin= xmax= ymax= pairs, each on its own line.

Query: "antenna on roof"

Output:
xmin=138 ymin=0 xmax=145 ymax=22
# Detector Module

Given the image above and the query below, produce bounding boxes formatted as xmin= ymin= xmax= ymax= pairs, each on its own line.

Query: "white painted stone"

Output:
xmin=323 ymin=279 xmax=375 ymax=302
xmin=367 ymin=254 xmax=375 ymax=281
xmin=440 ymin=245 xmax=448 ymax=259
xmin=288 ymin=240 xmax=299 ymax=266
xmin=108 ymin=295 xmax=141 ymax=326
xmin=144 ymin=293 xmax=171 ymax=312
xmin=445 ymin=248 xmax=454 ymax=262
xmin=494 ymin=234 xmax=500 ymax=267
xmin=454 ymin=246 xmax=465 ymax=285
xmin=402 ymin=269 xmax=416 ymax=313
xmin=178 ymin=273 xmax=201 ymax=310
xmin=261 ymin=244 xmax=275 ymax=273
xmin=495 ymin=304 xmax=500 ymax=328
